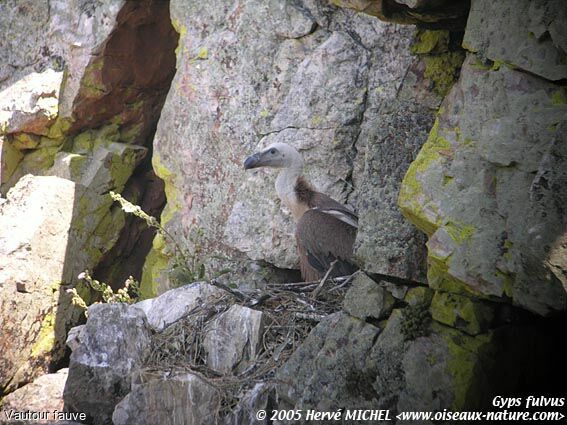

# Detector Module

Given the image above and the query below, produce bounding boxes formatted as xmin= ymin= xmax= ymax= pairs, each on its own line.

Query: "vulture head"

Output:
xmin=243 ymin=142 xmax=303 ymax=170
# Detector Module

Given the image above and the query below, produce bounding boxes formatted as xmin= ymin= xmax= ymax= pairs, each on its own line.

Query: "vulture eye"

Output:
xmin=270 ymin=149 xmax=276 ymax=155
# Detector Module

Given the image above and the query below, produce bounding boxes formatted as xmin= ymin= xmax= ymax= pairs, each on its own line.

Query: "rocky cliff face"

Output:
xmin=1 ymin=0 xmax=177 ymax=394
xmin=399 ymin=0 xmax=567 ymax=316
xmin=147 ymin=0 xmax=451 ymax=294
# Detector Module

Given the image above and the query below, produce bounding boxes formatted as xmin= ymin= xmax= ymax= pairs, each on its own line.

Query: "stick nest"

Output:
xmin=141 ymin=275 xmax=355 ymax=418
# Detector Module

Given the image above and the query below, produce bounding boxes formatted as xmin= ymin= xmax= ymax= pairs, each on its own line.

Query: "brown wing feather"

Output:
xmin=295 ymin=209 xmax=357 ymax=281
xmin=310 ymin=192 xmax=358 ymax=227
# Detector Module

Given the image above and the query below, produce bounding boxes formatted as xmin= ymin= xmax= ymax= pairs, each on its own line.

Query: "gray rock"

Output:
xmin=276 ymin=312 xmax=381 ymax=411
xmin=64 ymin=304 xmax=151 ymax=425
xmin=0 ymin=0 xmax=124 ymax=116
xmin=224 ymin=383 xmax=275 ymax=425
xmin=149 ymin=0 xmax=432 ymax=291
xmin=112 ymin=372 xmax=220 ymax=425
xmin=65 ymin=325 xmax=85 ymax=352
xmin=203 ymin=304 xmax=264 ymax=374
xmin=276 ymin=304 xmax=555 ymax=415
xmin=463 ymin=0 xmax=567 ymax=81
xmin=0 ymin=176 xmax=83 ymax=393
xmin=0 ymin=369 xmax=68 ymax=425
xmin=399 ymin=55 xmax=567 ymax=315
xmin=268 ymin=1 xmax=317 ymax=39
xmin=270 ymin=31 xmax=369 ymax=130
xmin=343 ymin=273 xmax=395 ymax=320
xmin=353 ymin=99 xmax=432 ymax=281
xmin=132 ymin=282 xmax=226 ymax=332
xmin=0 ymin=69 xmax=63 ymax=135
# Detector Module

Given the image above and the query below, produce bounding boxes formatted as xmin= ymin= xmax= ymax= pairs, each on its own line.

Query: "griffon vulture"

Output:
xmin=244 ymin=142 xmax=358 ymax=281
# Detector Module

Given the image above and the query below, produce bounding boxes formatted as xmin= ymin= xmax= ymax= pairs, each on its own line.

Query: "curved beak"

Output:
xmin=244 ymin=153 xmax=262 ymax=170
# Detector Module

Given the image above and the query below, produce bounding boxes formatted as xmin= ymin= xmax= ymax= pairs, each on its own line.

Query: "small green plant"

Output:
xmin=79 ymin=270 xmax=139 ymax=303
xmin=109 ymin=191 xmax=207 ymax=286
xmin=401 ymin=303 xmax=431 ymax=341
xmin=67 ymin=270 xmax=140 ymax=317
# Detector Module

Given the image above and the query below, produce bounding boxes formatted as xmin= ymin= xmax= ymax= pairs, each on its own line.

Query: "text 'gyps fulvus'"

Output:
xmin=244 ymin=143 xmax=358 ymax=281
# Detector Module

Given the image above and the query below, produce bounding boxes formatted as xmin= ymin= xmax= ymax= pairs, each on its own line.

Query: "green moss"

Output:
xmin=404 ymin=286 xmax=434 ymax=307
xmin=30 ymin=314 xmax=55 ymax=357
xmin=427 ymin=255 xmax=484 ymax=298
xmin=469 ymin=57 xmax=493 ymax=71
xmin=196 ymin=46 xmax=208 ymax=59
xmin=551 ymin=88 xmax=567 ymax=105
xmin=73 ymin=131 xmax=94 ymax=153
xmin=444 ymin=221 xmax=476 ymax=244
xmin=438 ymin=324 xmax=491 ymax=410
xmin=73 ymin=124 xmax=121 ymax=154
xmin=423 ymin=51 xmax=466 ymax=97
xmin=65 ymin=153 xmax=88 ymax=180
xmin=30 ymin=307 xmax=56 ymax=358
xmin=171 ymin=19 xmax=187 ymax=58
xmin=140 ymin=151 xmax=184 ymax=297
xmin=398 ymin=118 xmax=450 ymax=236
xmin=46 ymin=116 xmax=73 ymax=139
xmin=96 ymin=124 xmax=121 ymax=146
xmin=39 ymin=136 xmax=65 ymax=148
xmin=80 ymin=57 xmax=107 ymax=99
xmin=310 ymin=115 xmax=323 ymax=127
xmin=108 ymin=149 xmax=139 ymax=191
xmin=152 ymin=152 xmax=181 ymax=225
xmin=411 ymin=29 xmax=449 ymax=54
xmin=12 ymin=133 xmax=40 ymax=149
xmin=119 ymin=122 xmax=144 ymax=144
xmin=430 ymin=291 xmax=494 ymax=335
xmin=140 ymin=233 xmax=171 ymax=299
xmin=25 ymin=146 xmax=59 ymax=171
xmin=1 ymin=137 xmax=24 ymax=181
xmin=497 ymin=270 xmax=514 ymax=298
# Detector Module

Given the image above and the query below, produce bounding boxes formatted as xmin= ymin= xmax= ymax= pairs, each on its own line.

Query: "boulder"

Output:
xmin=0 ymin=0 xmax=124 ymax=110
xmin=0 ymin=0 xmax=176 ymax=291
xmin=276 ymin=312 xmax=381 ymax=411
xmin=343 ymin=273 xmax=395 ymax=321
xmin=331 ymin=0 xmax=470 ymax=29
xmin=0 ymin=176 xmax=82 ymax=393
xmin=148 ymin=0 xmax=434 ymax=293
xmin=0 ymin=69 xmax=63 ymax=136
xmin=112 ymin=372 xmax=220 ymax=425
xmin=463 ymin=0 xmax=567 ymax=81
xmin=0 ymin=369 xmax=68 ymax=425
xmin=133 ymin=282 xmax=227 ymax=332
xmin=203 ymin=304 xmax=264 ymax=374
xmin=224 ymin=383 xmax=276 ymax=425
xmin=399 ymin=55 xmax=567 ymax=315
xmin=64 ymin=303 xmax=152 ymax=425
xmin=352 ymin=99 xmax=433 ymax=281
xmin=277 ymin=304 xmax=559 ymax=415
